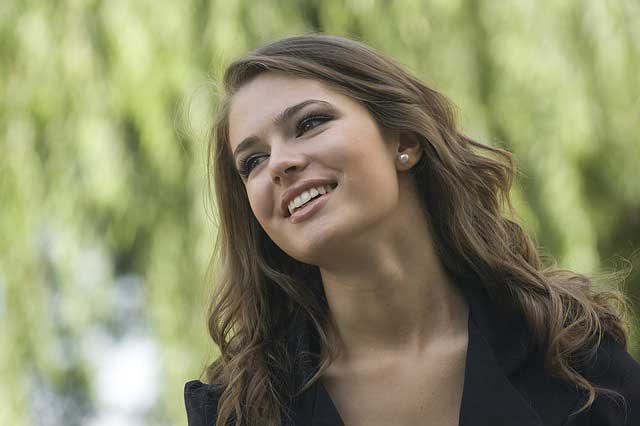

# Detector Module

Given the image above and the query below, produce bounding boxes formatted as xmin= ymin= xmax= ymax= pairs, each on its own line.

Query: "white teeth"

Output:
xmin=288 ymin=184 xmax=335 ymax=216
xmin=300 ymin=192 xmax=311 ymax=204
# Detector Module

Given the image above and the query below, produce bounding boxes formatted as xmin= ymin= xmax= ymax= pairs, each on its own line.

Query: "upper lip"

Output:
xmin=281 ymin=178 xmax=337 ymax=217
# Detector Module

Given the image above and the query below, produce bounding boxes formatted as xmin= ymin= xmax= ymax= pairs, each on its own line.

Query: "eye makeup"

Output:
xmin=236 ymin=110 xmax=335 ymax=178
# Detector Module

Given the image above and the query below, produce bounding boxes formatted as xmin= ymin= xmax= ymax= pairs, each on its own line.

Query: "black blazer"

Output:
xmin=184 ymin=283 xmax=640 ymax=425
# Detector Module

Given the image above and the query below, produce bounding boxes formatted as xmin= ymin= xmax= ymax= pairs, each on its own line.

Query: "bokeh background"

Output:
xmin=2 ymin=0 xmax=639 ymax=425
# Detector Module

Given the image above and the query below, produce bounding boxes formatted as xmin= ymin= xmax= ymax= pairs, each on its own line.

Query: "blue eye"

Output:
xmin=237 ymin=113 xmax=333 ymax=178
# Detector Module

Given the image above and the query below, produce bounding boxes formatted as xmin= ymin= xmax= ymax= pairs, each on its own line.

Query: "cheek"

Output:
xmin=344 ymin=136 xmax=399 ymax=212
xmin=341 ymin=130 xmax=397 ymax=190
xmin=246 ymin=184 xmax=275 ymax=224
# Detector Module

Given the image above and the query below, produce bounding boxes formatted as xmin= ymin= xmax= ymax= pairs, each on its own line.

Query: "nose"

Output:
xmin=269 ymin=144 xmax=307 ymax=185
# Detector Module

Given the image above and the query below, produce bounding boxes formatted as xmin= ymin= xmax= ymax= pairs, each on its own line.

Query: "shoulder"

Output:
xmin=184 ymin=380 xmax=222 ymax=426
xmin=586 ymin=333 xmax=640 ymax=389
xmin=570 ymin=333 xmax=640 ymax=425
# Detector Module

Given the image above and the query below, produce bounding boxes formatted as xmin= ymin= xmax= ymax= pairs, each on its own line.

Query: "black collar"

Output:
xmin=287 ymin=281 xmax=580 ymax=426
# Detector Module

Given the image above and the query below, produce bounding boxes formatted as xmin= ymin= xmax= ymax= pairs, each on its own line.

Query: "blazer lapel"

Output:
xmin=459 ymin=311 xmax=543 ymax=426
xmin=286 ymin=309 xmax=344 ymax=426
xmin=311 ymin=383 xmax=344 ymax=426
xmin=460 ymin=281 xmax=579 ymax=426
xmin=288 ymin=279 xmax=580 ymax=426
xmin=288 ymin=380 xmax=344 ymax=426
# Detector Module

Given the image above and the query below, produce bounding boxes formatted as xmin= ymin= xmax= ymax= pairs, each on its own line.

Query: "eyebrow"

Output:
xmin=232 ymin=99 xmax=331 ymax=162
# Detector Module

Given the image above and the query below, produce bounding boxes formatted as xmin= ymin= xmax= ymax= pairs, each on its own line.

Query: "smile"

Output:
xmin=288 ymin=184 xmax=336 ymax=224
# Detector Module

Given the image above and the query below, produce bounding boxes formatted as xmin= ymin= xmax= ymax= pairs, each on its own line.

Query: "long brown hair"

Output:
xmin=203 ymin=34 xmax=633 ymax=426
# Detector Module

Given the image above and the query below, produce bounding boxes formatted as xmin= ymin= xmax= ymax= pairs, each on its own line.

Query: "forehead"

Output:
xmin=228 ymin=73 xmax=345 ymax=148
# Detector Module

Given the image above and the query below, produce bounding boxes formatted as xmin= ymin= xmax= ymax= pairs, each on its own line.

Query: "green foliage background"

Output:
xmin=1 ymin=1 xmax=639 ymax=425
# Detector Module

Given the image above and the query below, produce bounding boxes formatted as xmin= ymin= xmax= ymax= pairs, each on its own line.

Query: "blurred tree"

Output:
xmin=1 ymin=0 xmax=638 ymax=425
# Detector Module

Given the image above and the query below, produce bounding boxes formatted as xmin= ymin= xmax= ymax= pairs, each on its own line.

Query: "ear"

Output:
xmin=393 ymin=131 xmax=423 ymax=171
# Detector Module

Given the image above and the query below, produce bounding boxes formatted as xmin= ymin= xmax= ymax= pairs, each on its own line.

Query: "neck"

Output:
xmin=317 ymin=194 xmax=469 ymax=363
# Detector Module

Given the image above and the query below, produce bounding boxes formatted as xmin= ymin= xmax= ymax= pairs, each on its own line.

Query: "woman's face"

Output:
xmin=228 ymin=72 xmax=404 ymax=265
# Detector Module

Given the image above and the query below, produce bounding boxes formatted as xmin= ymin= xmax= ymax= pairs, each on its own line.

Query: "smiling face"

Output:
xmin=228 ymin=72 xmax=404 ymax=265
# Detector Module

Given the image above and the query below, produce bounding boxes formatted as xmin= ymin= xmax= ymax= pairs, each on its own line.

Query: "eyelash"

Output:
xmin=237 ymin=113 xmax=333 ymax=177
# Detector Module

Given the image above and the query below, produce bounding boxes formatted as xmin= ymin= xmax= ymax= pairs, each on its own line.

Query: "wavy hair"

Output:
xmin=203 ymin=34 xmax=633 ymax=426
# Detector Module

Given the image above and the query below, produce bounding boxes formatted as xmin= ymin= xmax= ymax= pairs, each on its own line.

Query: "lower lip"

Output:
xmin=288 ymin=190 xmax=334 ymax=224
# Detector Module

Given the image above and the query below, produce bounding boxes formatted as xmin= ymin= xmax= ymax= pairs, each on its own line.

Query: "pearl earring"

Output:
xmin=398 ymin=153 xmax=410 ymax=163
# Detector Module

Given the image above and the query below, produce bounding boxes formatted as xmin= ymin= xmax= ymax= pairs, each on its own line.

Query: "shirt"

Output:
xmin=184 ymin=281 xmax=640 ymax=425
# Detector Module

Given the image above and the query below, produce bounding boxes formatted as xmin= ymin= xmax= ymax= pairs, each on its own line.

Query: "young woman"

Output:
xmin=184 ymin=34 xmax=640 ymax=426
